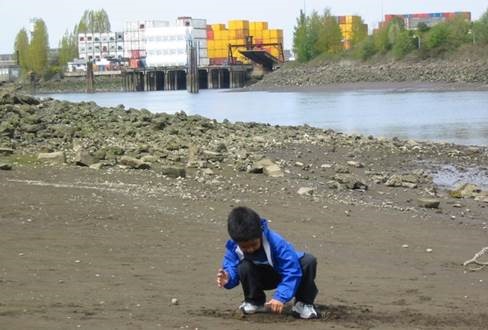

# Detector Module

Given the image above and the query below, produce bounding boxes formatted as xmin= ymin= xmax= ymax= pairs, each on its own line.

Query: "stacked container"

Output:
xmin=336 ymin=15 xmax=367 ymax=50
xmin=78 ymin=31 xmax=124 ymax=61
xmin=383 ymin=12 xmax=471 ymax=30
xmin=144 ymin=17 xmax=209 ymax=67
xmin=207 ymin=20 xmax=283 ymax=64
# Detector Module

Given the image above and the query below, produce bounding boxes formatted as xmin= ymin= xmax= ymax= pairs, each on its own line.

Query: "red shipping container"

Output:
xmin=130 ymin=50 xmax=140 ymax=59
xmin=129 ymin=59 xmax=140 ymax=69
xmin=338 ymin=16 xmax=346 ymax=24
xmin=207 ymin=30 xmax=214 ymax=40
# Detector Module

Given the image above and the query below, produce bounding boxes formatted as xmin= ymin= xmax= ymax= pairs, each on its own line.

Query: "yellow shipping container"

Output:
xmin=268 ymin=29 xmax=283 ymax=39
xmin=251 ymin=31 xmax=263 ymax=39
xmin=211 ymin=24 xmax=226 ymax=31
xmin=228 ymin=20 xmax=249 ymax=30
xmin=266 ymin=38 xmax=281 ymax=44
xmin=214 ymin=30 xmax=229 ymax=40
xmin=250 ymin=21 xmax=268 ymax=30
xmin=228 ymin=29 xmax=249 ymax=39
xmin=340 ymin=24 xmax=353 ymax=32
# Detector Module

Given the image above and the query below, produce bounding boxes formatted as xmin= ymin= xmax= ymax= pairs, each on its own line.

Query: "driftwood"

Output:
xmin=463 ymin=247 xmax=488 ymax=272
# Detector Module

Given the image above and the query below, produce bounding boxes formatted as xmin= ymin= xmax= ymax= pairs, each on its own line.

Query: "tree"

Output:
xmin=14 ymin=28 xmax=30 ymax=73
xmin=77 ymin=9 xmax=111 ymax=33
xmin=58 ymin=29 xmax=78 ymax=67
xmin=350 ymin=16 xmax=368 ymax=48
xmin=307 ymin=11 xmax=322 ymax=59
xmin=473 ymin=8 xmax=488 ymax=44
xmin=315 ymin=10 xmax=343 ymax=55
xmin=392 ymin=30 xmax=416 ymax=59
xmin=293 ymin=10 xmax=310 ymax=62
xmin=29 ymin=18 xmax=49 ymax=75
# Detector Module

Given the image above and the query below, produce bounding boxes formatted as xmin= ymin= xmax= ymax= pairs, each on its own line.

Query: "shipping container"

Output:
xmin=228 ymin=20 xmax=249 ymax=30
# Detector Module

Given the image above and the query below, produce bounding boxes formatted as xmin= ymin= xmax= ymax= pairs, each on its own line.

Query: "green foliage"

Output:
xmin=350 ymin=16 xmax=368 ymax=47
xmin=77 ymin=9 xmax=111 ymax=33
xmin=29 ymin=18 xmax=49 ymax=75
xmin=373 ymin=25 xmax=390 ymax=54
xmin=315 ymin=10 xmax=343 ymax=56
xmin=416 ymin=22 xmax=430 ymax=33
xmin=307 ymin=11 xmax=322 ymax=59
xmin=357 ymin=36 xmax=377 ymax=60
xmin=292 ymin=9 xmax=343 ymax=62
xmin=58 ymin=30 xmax=78 ymax=67
xmin=387 ymin=17 xmax=405 ymax=45
xmin=14 ymin=28 xmax=30 ymax=74
xmin=293 ymin=10 xmax=310 ymax=62
xmin=392 ymin=30 xmax=416 ymax=59
xmin=473 ymin=8 xmax=488 ymax=44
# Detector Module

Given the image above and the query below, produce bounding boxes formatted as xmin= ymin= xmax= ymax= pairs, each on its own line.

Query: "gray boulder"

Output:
xmin=38 ymin=151 xmax=66 ymax=165
xmin=119 ymin=156 xmax=151 ymax=170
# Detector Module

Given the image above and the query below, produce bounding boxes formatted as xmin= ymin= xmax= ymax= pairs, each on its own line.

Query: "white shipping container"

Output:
xmin=191 ymin=19 xmax=207 ymax=29
xmin=191 ymin=29 xmax=207 ymax=39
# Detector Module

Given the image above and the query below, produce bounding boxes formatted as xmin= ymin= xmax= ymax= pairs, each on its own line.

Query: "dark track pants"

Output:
xmin=238 ymin=253 xmax=318 ymax=305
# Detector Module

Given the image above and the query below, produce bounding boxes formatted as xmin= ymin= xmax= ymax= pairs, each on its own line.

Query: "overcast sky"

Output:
xmin=1 ymin=0 xmax=486 ymax=53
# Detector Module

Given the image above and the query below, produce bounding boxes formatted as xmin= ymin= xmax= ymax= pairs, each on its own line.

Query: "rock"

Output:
xmin=347 ymin=161 xmax=364 ymax=168
xmin=141 ymin=155 xmax=158 ymax=163
xmin=38 ymin=151 xmax=66 ymax=165
xmin=417 ymin=198 xmax=440 ymax=209
xmin=333 ymin=174 xmax=368 ymax=190
xmin=254 ymin=158 xmax=284 ymax=178
xmin=89 ymin=163 xmax=104 ymax=170
xmin=448 ymin=183 xmax=481 ymax=199
xmin=385 ymin=174 xmax=403 ymax=187
xmin=0 ymin=163 xmax=12 ymax=170
xmin=74 ymin=149 xmax=96 ymax=167
xmin=297 ymin=187 xmax=315 ymax=196
xmin=171 ymin=298 xmax=179 ymax=305
xmin=161 ymin=166 xmax=186 ymax=178
xmin=202 ymin=168 xmax=214 ymax=176
xmin=0 ymin=147 xmax=14 ymax=156
xmin=119 ymin=156 xmax=151 ymax=170
xmin=263 ymin=164 xmax=284 ymax=178
xmin=334 ymin=165 xmax=350 ymax=174
xmin=202 ymin=150 xmax=224 ymax=162
xmin=320 ymin=164 xmax=333 ymax=169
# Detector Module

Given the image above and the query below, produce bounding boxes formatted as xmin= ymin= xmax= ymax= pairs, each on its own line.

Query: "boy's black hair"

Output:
xmin=227 ymin=207 xmax=262 ymax=242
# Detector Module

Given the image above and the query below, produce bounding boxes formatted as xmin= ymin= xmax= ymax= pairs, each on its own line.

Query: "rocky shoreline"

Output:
xmin=1 ymin=89 xmax=487 ymax=202
xmin=250 ymin=57 xmax=488 ymax=91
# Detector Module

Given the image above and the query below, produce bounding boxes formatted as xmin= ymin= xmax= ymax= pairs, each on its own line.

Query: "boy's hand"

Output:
xmin=216 ymin=268 xmax=228 ymax=288
xmin=265 ymin=299 xmax=284 ymax=314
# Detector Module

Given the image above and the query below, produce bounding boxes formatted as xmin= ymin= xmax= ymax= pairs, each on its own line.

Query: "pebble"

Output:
xmin=426 ymin=248 xmax=433 ymax=253
xmin=171 ymin=298 xmax=179 ymax=305
xmin=402 ymin=244 xmax=409 ymax=248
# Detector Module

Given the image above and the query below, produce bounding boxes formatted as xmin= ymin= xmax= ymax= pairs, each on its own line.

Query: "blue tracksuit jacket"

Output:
xmin=221 ymin=219 xmax=304 ymax=303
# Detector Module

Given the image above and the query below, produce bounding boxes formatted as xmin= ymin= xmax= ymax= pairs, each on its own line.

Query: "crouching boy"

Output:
xmin=216 ymin=207 xmax=319 ymax=319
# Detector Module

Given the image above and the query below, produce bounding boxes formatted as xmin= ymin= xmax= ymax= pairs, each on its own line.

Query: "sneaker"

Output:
xmin=292 ymin=301 xmax=318 ymax=319
xmin=239 ymin=302 xmax=267 ymax=314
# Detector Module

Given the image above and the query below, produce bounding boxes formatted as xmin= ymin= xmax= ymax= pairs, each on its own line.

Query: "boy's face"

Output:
xmin=238 ymin=238 xmax=261 ymax=254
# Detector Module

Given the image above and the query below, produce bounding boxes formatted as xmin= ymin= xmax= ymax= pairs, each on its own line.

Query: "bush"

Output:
xmin=392 ymin=31 xmax=416 ymax=59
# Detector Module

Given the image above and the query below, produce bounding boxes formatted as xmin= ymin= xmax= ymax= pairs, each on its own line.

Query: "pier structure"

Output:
xmin=122 ymin=65 xmax=251 ymax=92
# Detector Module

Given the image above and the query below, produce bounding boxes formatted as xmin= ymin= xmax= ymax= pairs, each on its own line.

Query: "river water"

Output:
xmin=45 ymin=89 xmax=488 ymax=146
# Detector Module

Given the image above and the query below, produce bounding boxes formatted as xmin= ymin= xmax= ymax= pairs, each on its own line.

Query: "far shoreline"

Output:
xmin=241 ymin=81 xmax=488 ymax=93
